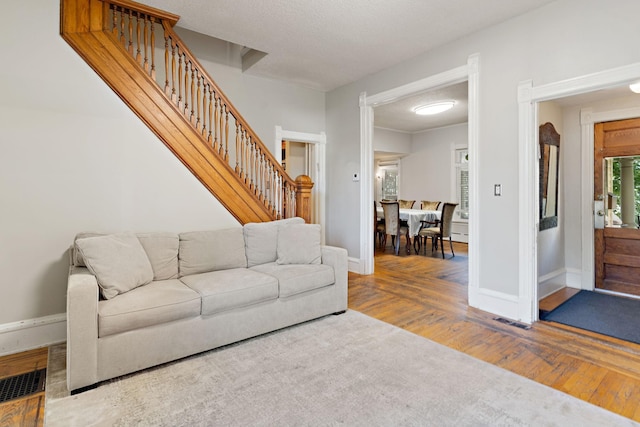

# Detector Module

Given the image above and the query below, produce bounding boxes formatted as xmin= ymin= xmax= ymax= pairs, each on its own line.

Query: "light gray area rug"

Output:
xmin=45 ymin=310 xmax=637 ymax=426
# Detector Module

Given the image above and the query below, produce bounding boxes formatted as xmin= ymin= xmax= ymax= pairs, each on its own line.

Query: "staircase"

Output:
xmin=60 ymin=0 xmax=313 ymax=224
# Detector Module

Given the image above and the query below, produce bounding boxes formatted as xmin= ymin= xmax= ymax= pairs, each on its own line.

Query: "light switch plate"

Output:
xmin=494 ymin=184 xmax=502 ymax=196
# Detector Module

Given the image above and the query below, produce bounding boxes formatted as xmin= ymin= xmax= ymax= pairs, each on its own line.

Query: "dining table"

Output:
xmin=376 ymin=207 xmax=441 ymax=237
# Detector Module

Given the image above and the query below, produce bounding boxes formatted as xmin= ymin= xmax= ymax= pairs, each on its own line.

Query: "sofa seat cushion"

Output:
xmin=180 ymin=269 xmax=278 ymax=316
xmin=250 ymin=263 xmax=335 ymax=298
xmin=98 ymin=279 xmax=201 ymax=338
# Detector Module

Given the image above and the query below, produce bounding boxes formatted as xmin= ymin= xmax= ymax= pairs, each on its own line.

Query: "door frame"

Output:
xmin=518 ymin=61 xmax=640 ymax=322
xmin=274 ymin=127 xmax=327 ymax=243
xmin=358 ymin=53 xmax=480 ymax=303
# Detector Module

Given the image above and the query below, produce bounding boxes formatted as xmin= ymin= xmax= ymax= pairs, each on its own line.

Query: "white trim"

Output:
xmin=373 ymin=125 xmax=412 ymax=135
xmin=466 ymin=54 xmax=480 ymax=309
xmin=580 ymin=106 xmax=640 ymax=291
xmin=468 ymin=287 xmax=524 ymax=323
xmin=0 ymin=313 xmax=66 ymax=356
xmin=580 ymin=108 xmax=595 ymax=291
xmin=359 ymin=54 xmax=480 ymax=312
xmin=365 ymin=64 xmax=469 ymax=107
xmin=565 ymin=268 xmax=583 ymax=288
xmin=360 ymin=92 xmax=375 ymax=274
xmin=518 ymin=61 xmax=640 ymax=323
xmin=348 ymin=257 xmax=363 ymax=274
xmin=275 ymin=126 xmax=327 ymax=244
xmin=537 ymin=268 xmax=566 ymax=286
xmin=517 ymin=80 xmax=538 ymax=322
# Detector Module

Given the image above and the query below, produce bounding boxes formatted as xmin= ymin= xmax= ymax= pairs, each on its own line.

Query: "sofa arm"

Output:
xmin=66 ymin=266 xmax=99 ymax=391
xmin=321 ymin=245 xmax=348 ymax=312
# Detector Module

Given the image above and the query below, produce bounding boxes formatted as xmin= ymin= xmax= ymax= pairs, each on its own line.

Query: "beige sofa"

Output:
xmin=67 ymin=218 xmax=348 ymax=392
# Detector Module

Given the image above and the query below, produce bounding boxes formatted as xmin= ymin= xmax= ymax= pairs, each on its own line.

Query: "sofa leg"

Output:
xmin=332 ymin=310 xmax=346 ymax=316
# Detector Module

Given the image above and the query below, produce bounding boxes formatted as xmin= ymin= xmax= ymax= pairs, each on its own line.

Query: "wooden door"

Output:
xmin=594 ymin=118 xmax=640 ymax=295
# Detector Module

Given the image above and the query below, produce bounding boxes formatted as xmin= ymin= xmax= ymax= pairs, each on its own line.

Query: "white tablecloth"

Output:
xmin=377 ymin=207 xmax=441 ymax=236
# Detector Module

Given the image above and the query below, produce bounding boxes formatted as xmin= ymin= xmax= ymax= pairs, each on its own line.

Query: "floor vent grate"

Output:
xmin=494 ymin=317 xmax=531 ymax=330
xmin=0 ymin=369 xmax=46 ymax=403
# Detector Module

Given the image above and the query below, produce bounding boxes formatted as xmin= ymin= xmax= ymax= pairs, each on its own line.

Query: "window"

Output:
xmin=376 ymin=161 xmax=399 ymax=201
xmin=455 ymin=148 xmax=469 ymax=220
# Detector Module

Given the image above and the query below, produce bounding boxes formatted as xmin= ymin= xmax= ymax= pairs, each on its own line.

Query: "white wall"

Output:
xmin=537 ymin=102 xmax=565 ymax=283
xmin=0 ymin=0 xmax=325 ymax=350
xmin=373 ymin=127 xmax=411 ymax=154
xmin=286 ymin=141 xmax=307 ymax=178
xmin=401 ymin=124 xmax=467 ymax=205
xmin=325 ymin=0 xmax=640 ymax=305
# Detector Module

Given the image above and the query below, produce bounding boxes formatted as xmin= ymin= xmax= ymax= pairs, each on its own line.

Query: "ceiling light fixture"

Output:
xmin=630 ymin=81 xmax=640 ymax=94
xmin=414 ymin=100 xmax=456 ymax=115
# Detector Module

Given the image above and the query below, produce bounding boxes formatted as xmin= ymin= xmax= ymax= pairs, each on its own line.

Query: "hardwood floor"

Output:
xmin=0 ymin=347 xmax=47 ymax=427
xmin=351 ymin=240 xmax=640 ymax=422
xmin=5 ymin=240 xmax=640 ymax=423
xmin=539 ymin=286 xmax=581 ymax=314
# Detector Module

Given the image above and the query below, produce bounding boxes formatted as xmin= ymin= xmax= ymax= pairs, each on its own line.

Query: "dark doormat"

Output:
xmin=540 ymin=290 xmax=640 ymax=345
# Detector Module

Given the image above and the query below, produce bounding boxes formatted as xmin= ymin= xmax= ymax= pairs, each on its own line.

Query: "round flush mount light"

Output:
xmin=630 ymin=81 xmax=640 ymax=94
xmin=413 ymin=100 xmax=456 ymax=115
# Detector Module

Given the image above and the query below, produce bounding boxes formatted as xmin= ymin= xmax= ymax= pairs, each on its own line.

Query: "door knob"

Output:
xmin=597 ymin=210 xmax=605 ymax=216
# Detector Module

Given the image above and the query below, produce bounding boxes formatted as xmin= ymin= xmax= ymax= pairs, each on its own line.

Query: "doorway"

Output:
xmin=359 ymin=54 xmax=479 ymax=311
xmin=594 ymin=118 xmax=640 ymax=297
xmin=274 ymin=127 xmax=326 ymax=242
xmin=519 ymin=61 xmax=640 ymax=323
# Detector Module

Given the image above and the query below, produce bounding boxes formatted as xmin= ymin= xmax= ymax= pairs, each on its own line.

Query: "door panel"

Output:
xmin=594 ymin=118 xmax=640 ymax=296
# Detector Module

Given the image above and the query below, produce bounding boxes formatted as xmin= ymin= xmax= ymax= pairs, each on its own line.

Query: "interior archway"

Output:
xmin=359 ymin=54 xmax=480 ymax=307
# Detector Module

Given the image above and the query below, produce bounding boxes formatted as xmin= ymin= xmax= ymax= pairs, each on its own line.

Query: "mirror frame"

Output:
xmin=539 ymin=122 xmax=560 ymax=230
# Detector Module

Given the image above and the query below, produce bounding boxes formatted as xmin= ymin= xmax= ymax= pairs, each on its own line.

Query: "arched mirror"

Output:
xmin=539 ymin=122 xmax=560 ymax=230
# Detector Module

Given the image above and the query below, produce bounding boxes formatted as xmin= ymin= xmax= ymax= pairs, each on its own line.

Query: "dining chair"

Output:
xmin=398 ymin=200 xmax=416 ymax=209
xmin=420 ymin=200 xmax=441 ymax=211
xmin=414 ymin=202 xmax=458 ymax=258
xmin=381 ymin=201 xmax=410 ymax=255
xmin=374 ymin=201 xmax=385 ymax=251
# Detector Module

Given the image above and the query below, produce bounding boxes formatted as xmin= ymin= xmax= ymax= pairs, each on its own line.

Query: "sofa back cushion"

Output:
xmin=75 ymin=233 xmax=154 ymax=300
xmin=72 ymin=232 xmax=103 ymax=267
xmin=276 ymin=223 xmax=322 ymax=265
xmin=179 ymin=227 xmax=247 ymax=276
xmin=73 ymin=232 xmax=179 ymax=281
xmin=243 ymin=217 xmax=305 ymax=267
xmin=137 ymin=232 xmax=179 ymax=280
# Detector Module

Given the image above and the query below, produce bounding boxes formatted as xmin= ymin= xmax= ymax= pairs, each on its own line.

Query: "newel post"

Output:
xmin=295 ymin=175 xmax=314 ymax=223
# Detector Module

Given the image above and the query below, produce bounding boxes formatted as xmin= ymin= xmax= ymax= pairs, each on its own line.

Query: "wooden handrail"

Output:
xmin=105 ymin=0 xmax=179 ymax=26
xmin=105 ymin=1 xmax=298 ymax=219
xmin=61 ymin=0 xmax=313 ymax=222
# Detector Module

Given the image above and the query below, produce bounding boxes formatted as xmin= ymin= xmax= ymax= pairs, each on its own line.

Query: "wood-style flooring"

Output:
xmin=0 ymin=346 xmax=47 ymax=427
xmin=351 ymin=240 xmax=640 ymax=421
xmin=4 ymin=240 xmax=640 ymax=423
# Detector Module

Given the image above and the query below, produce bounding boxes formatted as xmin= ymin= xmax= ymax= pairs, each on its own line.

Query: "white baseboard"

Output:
xmin=565 ymin=268 xmax=583 ymax=288
xmin=348 ymin=257 xmax=363 ymax=274
xmin=0 ymin=313 xmax=66 ymax=356
xmin=469 ymin=287 xmax=523 ymax=323
xmin=538 ymin=268 xmax=565 ymax=286
xmin=538 ymin=268 xmax=566 ymax=300
xmin=537 ymin=268 xmax=584 ymax=300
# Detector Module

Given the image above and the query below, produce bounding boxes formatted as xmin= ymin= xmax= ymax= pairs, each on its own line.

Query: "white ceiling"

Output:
xmin=143 ymin=1 xmax=639 ymax=135
xmin=374 ymin=82 xmax=468 ymax=134
xmin=144 ymin=0 xmax=554 ymax=92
